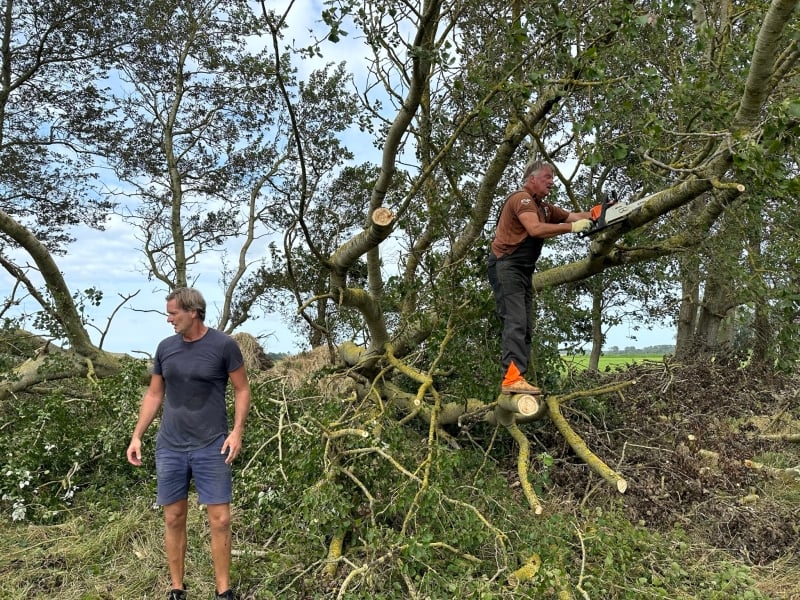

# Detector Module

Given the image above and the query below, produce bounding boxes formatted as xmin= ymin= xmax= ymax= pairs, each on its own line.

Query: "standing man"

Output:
xmin=487 ymin=160 xmax=594 ymax=394
xmin=126 ymin=287 xmax=251 ymax=600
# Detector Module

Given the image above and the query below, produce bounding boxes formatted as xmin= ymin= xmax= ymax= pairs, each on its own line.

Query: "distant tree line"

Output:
xmin=604 ymin=345 xmax=675 ymax=356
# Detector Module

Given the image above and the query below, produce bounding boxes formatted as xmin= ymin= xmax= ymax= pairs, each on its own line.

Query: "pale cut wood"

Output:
xmin=498 ymin=393 xmax=541 ymax=416
xmin=372 ymin=207 xmax=393 ymax=226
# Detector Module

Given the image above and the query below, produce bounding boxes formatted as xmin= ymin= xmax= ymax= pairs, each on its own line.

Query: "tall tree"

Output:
xmin=2 ymin=2 xmax=800 ymax=579
xmin=2 ymin=0 xmax=799 ymax=394
xmin=102 ymin=1 xmax=280 ymax=312
xmin=301 ymin=0 xmax=798 ymax=373
xmin=0 ymin=0 xmax=128 ymax=369
xmin=98 ymin=1 xmax=360 ymax=336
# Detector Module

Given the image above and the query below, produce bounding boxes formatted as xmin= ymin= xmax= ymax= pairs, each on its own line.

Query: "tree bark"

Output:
xmin=0 ymin=209 xmax=98 ymax=358
xmin=330 ymin=208 xmax=396 ymax=353
xmin=675 ymin=257 xmax=700 ymax=359
xmin=588 ymin=288 xmax=603 ymax=371
xmin=695 ymin=270 xmax=737 ymax=351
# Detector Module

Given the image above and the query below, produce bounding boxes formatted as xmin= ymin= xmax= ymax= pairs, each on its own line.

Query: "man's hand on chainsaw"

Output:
xmin=571 ymin=219 xmax=593 ymax=233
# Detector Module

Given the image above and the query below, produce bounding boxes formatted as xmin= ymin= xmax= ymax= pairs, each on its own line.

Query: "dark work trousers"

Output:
xmin=487 ymin=251 xmax=537 ymax=377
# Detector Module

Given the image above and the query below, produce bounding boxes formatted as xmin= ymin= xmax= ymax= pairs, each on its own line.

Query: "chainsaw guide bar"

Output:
xmin=583 ymin=193 xmax=652 ymax=237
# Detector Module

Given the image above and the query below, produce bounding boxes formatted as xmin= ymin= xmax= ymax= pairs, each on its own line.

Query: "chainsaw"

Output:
xmin=584 ymin=190 xmax=651 ymax=236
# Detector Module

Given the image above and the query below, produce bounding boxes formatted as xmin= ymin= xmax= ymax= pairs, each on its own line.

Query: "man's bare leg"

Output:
xmin=164 ymin=499 xmax=189 ymax=590
xmin=207 ymin=502 xmax=232 ymax=594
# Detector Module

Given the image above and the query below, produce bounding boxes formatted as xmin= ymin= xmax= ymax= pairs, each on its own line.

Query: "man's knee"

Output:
xmin=164 ymin=500 xmax=188 ymax=530
xmin=207 ymin=504 xmax=231 ymax=532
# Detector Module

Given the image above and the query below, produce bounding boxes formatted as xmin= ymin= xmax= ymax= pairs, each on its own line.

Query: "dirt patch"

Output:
xmin=547 ymin=359 xmax=800 ymax=566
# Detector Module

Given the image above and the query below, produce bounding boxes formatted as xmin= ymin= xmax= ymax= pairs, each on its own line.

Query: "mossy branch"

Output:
xmin=342 ymin=447 xmax=422 ymax=483
xmin=505 ymin=422 xmax=544 ymax=515
xmin=399 ymin=314 xmax=456 ymax=535
xmin=508 ymin=552 xmax=542 ymax=587
xmin=324 ymin=529 xmax=346 ymax=578
xmin=710 ymin=178 xmax=745 ymax=192
xmin=546 ymin=395 xmax=628 ymax=493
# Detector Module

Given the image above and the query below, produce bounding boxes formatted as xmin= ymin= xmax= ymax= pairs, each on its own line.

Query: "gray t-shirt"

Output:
xmin=154 ymin=328 xmax=244 ymax=451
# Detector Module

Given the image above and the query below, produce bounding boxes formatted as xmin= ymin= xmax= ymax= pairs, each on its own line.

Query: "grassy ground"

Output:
xmin=2 ymin=352 xmax=798 ymax=599
xmin=560 ymin=353 xmax=666 ymax=371
xmin=1 ymin=487 xmax=793 ymax=599
xmin=0 ymin=496 xmax=221 ymax=599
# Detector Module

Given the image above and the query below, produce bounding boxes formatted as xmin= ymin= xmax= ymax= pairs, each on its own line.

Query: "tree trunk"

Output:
xmin=0 ymin=209 xmax=98 ymax=358
xmin=675 ymin=258 xmax=700 ymax=359
xmin=588 ymin=288 xmax=603 ymax=371
xmin=745 ymin=205 xmax=769 ymax=366
xmin=0 ymin=333 xmax=123 ymax=402
xmin=310 ymin=293 xmax=327 ymax=348
xmin=695 ymin=270 xmax=737 ymax=351
xmin=750 ymin=302 xmax=771 ymax=366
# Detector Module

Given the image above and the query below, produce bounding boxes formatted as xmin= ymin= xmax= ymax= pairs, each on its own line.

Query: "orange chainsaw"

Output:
xmin=585 ymin=190 xmax=651 ymax=236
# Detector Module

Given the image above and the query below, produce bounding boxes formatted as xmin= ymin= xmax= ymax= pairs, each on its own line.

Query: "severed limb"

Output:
xmin=685 ymin=436 xmax=800 ymax=483
xmin=324 ymin=529 xmax=346 ymax=578
xmin=757 ymin=432 xmax=800 ymax=443
xmin=497 ymin=392 xmax=546 ymax=418
xmin=742 ymin=459 xmax=800 ymax=482
xmin=546 ymin=395 xmax=628 ymax=493
xmin=499 ymin=408 xmax=544 ymax=515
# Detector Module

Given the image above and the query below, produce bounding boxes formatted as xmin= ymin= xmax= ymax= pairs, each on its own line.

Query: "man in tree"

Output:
xmin=126 ymin=288 xmax=251 ymax=600
xmin=488 ymin=161 xmax=594 ymax=394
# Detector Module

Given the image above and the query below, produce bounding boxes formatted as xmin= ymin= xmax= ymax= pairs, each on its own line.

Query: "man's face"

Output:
xmin=166 ymin=298 xmax=195 ymax=336
xmin=527 ymin=168 xmax=555 ymax=197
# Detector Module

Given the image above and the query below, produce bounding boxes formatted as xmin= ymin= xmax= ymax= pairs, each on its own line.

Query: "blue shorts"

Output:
xmin=155 ymin=434 xmax=232 ymax=506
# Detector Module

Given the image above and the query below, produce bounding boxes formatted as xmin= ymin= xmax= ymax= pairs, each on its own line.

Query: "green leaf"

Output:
xmin=786 ymin=101 xmax=800 ymax=119
xmin=613 ymin=144 xmax=630 ymax=160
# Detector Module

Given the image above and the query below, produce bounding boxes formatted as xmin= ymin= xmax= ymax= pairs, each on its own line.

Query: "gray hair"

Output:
xmin=166 ymin=287 xmax=206 ymax=321
xmin=522 ymin=160 xmax=553 ymax=180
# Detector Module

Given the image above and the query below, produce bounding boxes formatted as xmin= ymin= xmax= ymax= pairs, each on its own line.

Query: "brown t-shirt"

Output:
xmin=491 ymin=190 xmax=570 ymax=258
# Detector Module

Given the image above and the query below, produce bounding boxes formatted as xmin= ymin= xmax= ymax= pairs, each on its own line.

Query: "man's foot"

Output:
xmin=214 ymin=590 xmax=240 ymax=600
xmin=500 ymin=361 xmax=541 ymax=395
xmin=167 ymin=588 xmax=187 ymax=600
xmin=501 ymin=379 xmax=542 ymax=395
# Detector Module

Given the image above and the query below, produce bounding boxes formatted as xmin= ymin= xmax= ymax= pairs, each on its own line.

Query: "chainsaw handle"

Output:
xmin=583 ymin=190 xmax=620 ymax=237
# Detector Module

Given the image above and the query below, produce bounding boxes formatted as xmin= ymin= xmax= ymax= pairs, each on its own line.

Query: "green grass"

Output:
xmin=560 ymin=353 xmax=665 ymax=371
xmin=0 ymin=494 xmax=781 ymax=599
xmin=4 ymin=354 xmax=795 ymax=600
